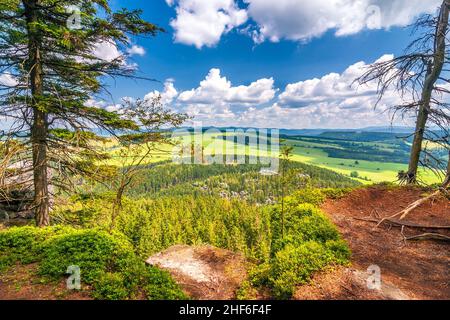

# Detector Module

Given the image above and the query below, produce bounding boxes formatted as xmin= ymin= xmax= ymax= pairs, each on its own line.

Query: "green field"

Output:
xmin=182 ymin=131 xmax=442 ymax=184
xmin=102 ymin=130 xmax=443 ymax=185
xmin=283 ymin=139 xmax=438 ymax=184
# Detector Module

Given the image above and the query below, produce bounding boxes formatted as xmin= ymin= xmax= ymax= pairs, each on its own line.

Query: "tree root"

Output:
xmin=374 ymin=179 xmax=449 ymax=227
xmin=375 ymin=190 xmax=441 ymax=227
xmin=353 ymin=217 xmax=450 ymax=230
xmin=405 ymin=233 xmax=450 ymax=242
xmin=353 ymin=217 xmax=450 ymax=242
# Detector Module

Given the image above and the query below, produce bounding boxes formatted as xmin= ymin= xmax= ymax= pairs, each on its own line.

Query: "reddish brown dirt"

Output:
xmin=320 ymin=186 xmax=450 ymax=300
xmin=294 ymin=266 xmax=388 ymax=300
xmin=0 ymin=264 xmax=92 ymax=300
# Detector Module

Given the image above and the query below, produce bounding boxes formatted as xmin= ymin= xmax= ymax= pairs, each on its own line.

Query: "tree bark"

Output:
xmin=110 ymin=182 xmax=127 ymax=233
xmin=406 ymin=0 xmax=450 ymax=184
xmin=32 ymin=109 xmax=49 ymax=227
xmin=24 ymin=0 xmax=50 ymax=226
xmin=443 ymin=150 xmax=450 ymax=188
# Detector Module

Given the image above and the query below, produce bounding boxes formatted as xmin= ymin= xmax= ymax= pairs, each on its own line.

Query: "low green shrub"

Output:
xmin=320 ymin=187 xmax=353 ymax=200
xmin=91 ymin=262 xmax=187 ymax=300
xmin=255 ymin=201 xmax=351 ymax=299
xmin=261 ymin=240 xmax=350 ymax=299
xmin=0 ymin=226 xmax=186 ymax=300
xmin=38 ymin=229 xmax=134 ymax=283
xmin=92 ymin=272 xmax=130 ymax=300
xmin=270 ymin=203 xmax=341 ymax=252
xmin=287 ymin=206 xmax=340 ymax=243
xmin=142 ymin=266 xmax=188 ymax=300
xmin=0 ymin=226 xmax=72 ymax=270
xmin=324 ymin=239 xmax=352 ymax=264
xmin=285 ymin=189 xmax=326 ymax=207
xmin=236 ymin=280 xmax=258 ymax=300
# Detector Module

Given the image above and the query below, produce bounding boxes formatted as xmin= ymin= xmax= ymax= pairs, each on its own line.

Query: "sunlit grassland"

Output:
xmin=287 ymin=144 xmax=438 ymax=184
xmin=100 ymin=132 xmax=442 ymax=184
xmin=280 ymin=138 xmax=441 ymax=184
xmin=94 ymin=137 xmax=173 ymax=167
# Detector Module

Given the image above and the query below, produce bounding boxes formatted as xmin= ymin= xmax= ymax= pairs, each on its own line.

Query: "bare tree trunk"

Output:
xmin=407 ymin=95 xmax=429 ymax=184
xmin=24 ymin=0 xmax=50 ymax=226
xmin=443 ymin=150 xmax=450 ymax=188
xmin=378 ymin=150 xmax=450 ymax=223
xmin=406 ymin=0 xmax=450 ymax=184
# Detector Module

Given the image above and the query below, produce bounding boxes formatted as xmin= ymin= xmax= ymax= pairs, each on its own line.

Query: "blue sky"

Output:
xmin=108 ymin=0 xmax=414 ymax=100
xmin=100 ymin=0 xmax=443 ymax=129
xmin=0 ymin=0 xmax=443 ymax=129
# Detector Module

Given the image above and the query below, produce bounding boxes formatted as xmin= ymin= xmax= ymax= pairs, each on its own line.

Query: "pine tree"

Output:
xmin=0 ymin=0 xmax=163 ymax=226
xmin=279 ymin=145 xmax=294 ymax=239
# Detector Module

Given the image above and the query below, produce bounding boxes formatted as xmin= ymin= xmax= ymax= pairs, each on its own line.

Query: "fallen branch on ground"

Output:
xmin=375 ymin=191 xmax=439 ymax=227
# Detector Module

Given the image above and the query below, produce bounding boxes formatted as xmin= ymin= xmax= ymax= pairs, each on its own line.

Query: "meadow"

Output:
xmin=109 ymin=129 xmax=442 ymax=185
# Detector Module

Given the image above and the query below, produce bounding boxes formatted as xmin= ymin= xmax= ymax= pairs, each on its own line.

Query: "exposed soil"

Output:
xmin=0 ymin=264 xmax=92 ymax=300
xmin=319 ymin=185 xmax=450 ymax=300
xmin=294 ymin=266 xmax=410 ymax=300
xmin=146 ymin=245 xmax=248 ymax=300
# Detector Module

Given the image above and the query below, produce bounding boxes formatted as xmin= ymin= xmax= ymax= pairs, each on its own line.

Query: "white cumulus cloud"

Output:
xmin=166 ymin=0 xmax=248 ymax=48
xmin=90 ymin=41 xmax=143 ymax=70
xmin=173 ymin=55 xmax=413 ymax=129
xmin=91 ymin=41 xmax=122 ymax=62
xmin=262 ymin=54 xmax=408 ymax=128
xmin=278 ymin=54 xmax=395 ymax=107
xmin=145 ymin=79 xmax=179 ymax=105
xmin=127 ymin=45 xmax=146 ymax=57
xmin=177 ymin=68 xmax=276 ymax=105
xmin=166 ymin=0 xmax=441 ymax=46
xmin=244 ymin=0 xmax=442 ymax=43
xmin=85 ymin=55 xmax=429 ymax=129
